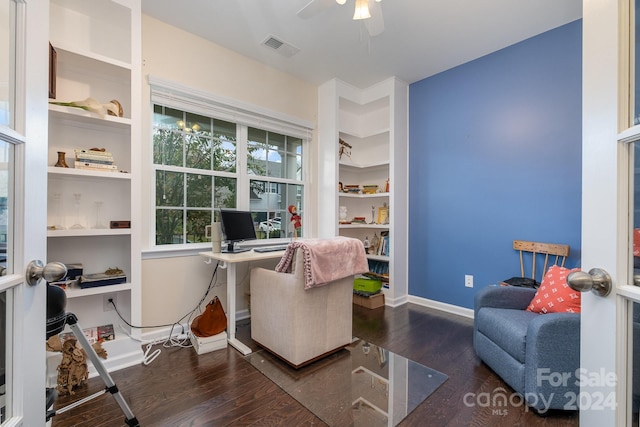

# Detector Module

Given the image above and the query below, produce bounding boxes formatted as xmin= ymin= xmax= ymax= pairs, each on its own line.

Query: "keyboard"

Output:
xmin=253 ymin=245 xmax=288 ymax=253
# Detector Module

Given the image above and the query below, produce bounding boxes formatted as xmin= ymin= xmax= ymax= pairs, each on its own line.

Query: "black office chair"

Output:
xmin=45 ymin=269 xmax=139 ymax=426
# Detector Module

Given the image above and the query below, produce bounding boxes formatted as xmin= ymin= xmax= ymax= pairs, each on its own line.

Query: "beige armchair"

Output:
xmin=250 ymin=248 xmax=355 ymax=368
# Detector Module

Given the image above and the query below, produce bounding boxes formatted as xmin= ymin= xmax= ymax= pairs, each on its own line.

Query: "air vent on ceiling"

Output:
xmin=262 ymin=35 xmax=300 ymax=58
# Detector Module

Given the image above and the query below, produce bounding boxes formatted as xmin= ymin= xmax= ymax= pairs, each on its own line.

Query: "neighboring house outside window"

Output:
xmin=152 ymin=102 xmax=307 ymax=246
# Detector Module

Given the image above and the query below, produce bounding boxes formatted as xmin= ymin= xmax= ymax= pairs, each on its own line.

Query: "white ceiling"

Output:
xmin=141 ymin=0 xmax=582 ymax=89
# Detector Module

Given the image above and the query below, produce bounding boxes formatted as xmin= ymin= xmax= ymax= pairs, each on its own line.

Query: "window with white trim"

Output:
xmin=150 ymin=80 xmax=310 ymax=246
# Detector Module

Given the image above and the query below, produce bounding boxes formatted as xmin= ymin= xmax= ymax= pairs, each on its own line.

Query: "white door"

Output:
xmin=0 ymin=0 xmax=49 ymax=425
xmin=582 ymin=0 xmax=640 ymax=426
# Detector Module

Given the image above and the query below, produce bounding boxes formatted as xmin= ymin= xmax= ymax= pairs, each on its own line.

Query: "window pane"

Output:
xmin=156 ymin=209 xmax=183 ymax=245
xmin=214 ymin=176 xmax=236 ymax=208
xmin=153 ymin=105 xmax=182 ymax=129
xmin=185 ymin=112 xmax=211 ymax=135
xmin=250 ymin=180 xmax=303 ymax=239
xmin=267 ymin=150 xmax=283 ymax=178
xmin=185 ymin=134 xmax=211 ymax=170
xmin=152 ymin=102 xmax=305 ymax=246
xmin=248 ymin=129 xmax=290 ymax=178
xmin=186 ymin=210 xmax=211 ymax=243
xmin=156 ymin=170 xmax=184 ymax=207
xmin=269 ymin=132 xmax=285 ymax=152
xmin=153 ymin=128 xmax=183 ymax=167
xmin=186 ymin=173 xmax=211 ymax=207
xmin=214 ymin=138 xmax=236 ymax=172
xmin=0 ymin=1 xmax=11 ymax=128
xmin=213 ymin=119 xmax=237 ymax=173
xmin=0 ymin=288 xmax=11 ymax=422
xmin=288 ymin=137 xmax=303 ymax=180
xmin=247 ymin=128 xmax=267 ymax=176
xmin=635 ymin=0 xmax=640 ymax=125
xmin=282 ymin=152 xmax=299 ymax=181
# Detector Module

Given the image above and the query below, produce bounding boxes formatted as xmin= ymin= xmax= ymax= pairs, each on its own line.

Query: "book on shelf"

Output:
xmin=74 ymin=148 xmax=113 ymax=157
xmin=362 ymin=184 xmax=379 ymax=194
xmin=377 ymin=230 xmax=389 ymax=256
xmin=59 ymin=323 xmax=115 ymax=344
xmin=74 ymin=161 xmax=118 ymax=171
xmin=79 ymin=272 xmax=127 ymax=289
xmin=75 ymin=155 xmax=114 ymax=164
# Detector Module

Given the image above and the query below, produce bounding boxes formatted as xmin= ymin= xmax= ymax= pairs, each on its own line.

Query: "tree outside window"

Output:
xmin=152 ymin=105 xmax=305 ymax=245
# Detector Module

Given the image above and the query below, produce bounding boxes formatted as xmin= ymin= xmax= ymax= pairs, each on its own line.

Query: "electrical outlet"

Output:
xmin=103 ymin=294 xmax=116 ymax=311
xmin=465 ymin=275 xmax=473 ymax=288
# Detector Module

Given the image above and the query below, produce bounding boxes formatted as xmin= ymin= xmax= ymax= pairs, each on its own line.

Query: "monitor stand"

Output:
xmin=222 ymin=242 xmax=251 ymax=253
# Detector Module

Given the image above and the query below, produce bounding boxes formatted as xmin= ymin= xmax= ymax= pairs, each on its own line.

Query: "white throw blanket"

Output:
xmin=275 ymin=237 xmax=369 ymax=289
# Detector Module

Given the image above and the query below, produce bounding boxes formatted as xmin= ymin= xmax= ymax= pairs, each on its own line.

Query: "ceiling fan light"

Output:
xmin=336 ymin=0 xmax=347 ymax=4
xmin=353 ymin=0 xmax=371 ymax=20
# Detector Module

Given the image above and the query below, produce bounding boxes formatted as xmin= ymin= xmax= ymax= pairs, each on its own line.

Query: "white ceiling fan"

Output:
xmin=297 ymin=0 xmax=385 ymax=37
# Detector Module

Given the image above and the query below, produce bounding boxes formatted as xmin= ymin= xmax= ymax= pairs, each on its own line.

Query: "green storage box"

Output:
xmin=354 ymin=277 xmax=382 ymax=294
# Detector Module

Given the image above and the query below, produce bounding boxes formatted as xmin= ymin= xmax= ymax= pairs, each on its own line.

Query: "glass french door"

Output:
xmin=583 ymin=0 xmax=640 ymax=426
xmin=0 ymin=0 xmax=49 ymax=425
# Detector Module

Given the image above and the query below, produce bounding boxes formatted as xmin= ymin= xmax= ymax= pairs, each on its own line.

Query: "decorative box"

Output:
xmin=190 ymin=331 xmax=228 ymax=355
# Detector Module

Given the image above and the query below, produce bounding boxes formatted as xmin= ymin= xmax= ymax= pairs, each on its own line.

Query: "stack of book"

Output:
xmin=362 ymin=184 xmax=379 ymax=194
xmin=79 ymin=271 xmax=127 ymax=289
xmin=343 ymin=184 xmax=361 ymax=194
xmin=60 ymin=324 xmax=115 ymax=344
xmin=190 ymin=331 xmax=228 ymax=355
xmin=74 ymin=149 xmax=118 ymax=172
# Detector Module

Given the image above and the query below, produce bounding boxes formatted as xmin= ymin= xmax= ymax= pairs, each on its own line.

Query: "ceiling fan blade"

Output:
xmin=297 ymin=0 xmax=335 ymax=19
xmin=364 ymin=0 xmax=384 ymax=36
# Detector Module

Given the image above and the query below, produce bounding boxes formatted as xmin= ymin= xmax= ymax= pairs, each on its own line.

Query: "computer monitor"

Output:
xmin=219 ymin=209 xmax=256 ymax=253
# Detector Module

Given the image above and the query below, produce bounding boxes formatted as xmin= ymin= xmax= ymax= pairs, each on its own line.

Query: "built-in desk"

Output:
xmin=199 ymin=249 xmax=285 ymax=355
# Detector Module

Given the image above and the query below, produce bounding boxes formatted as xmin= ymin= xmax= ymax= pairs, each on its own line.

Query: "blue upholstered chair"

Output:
xmin=473 ymin=241 xmax=580 ymax=412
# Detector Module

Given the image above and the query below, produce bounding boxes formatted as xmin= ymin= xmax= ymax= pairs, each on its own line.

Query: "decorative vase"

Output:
xmin=94 ymin=201 xmax=107 ymax=229
xmin=339 ymin=206 xmax=347 ymax=221
xmin=51 ymin=193 xmax=65 ymax=230
xmin=54 ymin=151 xmax=68 ymax=168
xmin=70 ymin=193 xmax=85 ymax=229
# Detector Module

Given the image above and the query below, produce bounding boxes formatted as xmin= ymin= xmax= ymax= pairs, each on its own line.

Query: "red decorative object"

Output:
xmin=288 ymin=205 xmax=301 ymax=238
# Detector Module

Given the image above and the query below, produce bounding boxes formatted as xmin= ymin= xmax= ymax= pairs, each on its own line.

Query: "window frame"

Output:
xmin=148 ymin=77 xmax=313 ymax=250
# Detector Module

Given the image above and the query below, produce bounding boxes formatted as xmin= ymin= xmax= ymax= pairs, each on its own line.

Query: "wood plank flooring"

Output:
xmin=50 ymin=303 xmax=579 ymax=426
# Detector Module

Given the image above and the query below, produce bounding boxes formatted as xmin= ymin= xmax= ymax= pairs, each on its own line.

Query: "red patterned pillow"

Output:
xmin=526 ymin=265 xmax=582 ymax=314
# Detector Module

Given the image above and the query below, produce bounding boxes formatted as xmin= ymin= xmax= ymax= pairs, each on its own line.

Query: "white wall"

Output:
xmin=140 ymin=15 xmax=317 ymax=330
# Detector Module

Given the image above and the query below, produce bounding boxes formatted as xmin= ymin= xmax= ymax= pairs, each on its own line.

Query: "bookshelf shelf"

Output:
xmin=338 ymin=223 xmax=389 ymax=229
xmin=338 ymin=160 xmax=389 ymax=171
xmin=47 ymin=0 xmax=143 ymax=371
xmin=319 ymin=78 xmax=407 ymax=306
xmin=65 ymin=282 xmax=133 ymax=299
xmin=366 ymin=254 xmax=389 ymax=262
xmin=51 ymin=44 xmax=132 ymax=71
xmin=48 ymin=166 xmax=132 ymax=180
xmin=339 ymin=192 xmax=389 ymax=199
xmin=48 ymin=104 xmax=132 ymax=128
xmin=47 ymin=228 xmax=131 ymax=237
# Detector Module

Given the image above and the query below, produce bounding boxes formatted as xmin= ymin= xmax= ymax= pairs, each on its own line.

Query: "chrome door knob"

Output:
xmin=26 ymin=260 xmax=67 ymax=286
xmin=567 ymin=268 xmax=612 ymax=297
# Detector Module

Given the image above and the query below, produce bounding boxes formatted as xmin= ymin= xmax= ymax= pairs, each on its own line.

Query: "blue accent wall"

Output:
xmin=408 ymin=20 xmax=582 ymax=309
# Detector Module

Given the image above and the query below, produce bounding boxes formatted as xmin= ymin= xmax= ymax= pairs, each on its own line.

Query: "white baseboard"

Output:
xmin=382 ymin=293 xmax=409 ymax=307
xmin=141 ymin=322 xmax=191 ymax=343
xmin=407 ymin=295 xmax=474 ymax=319
xmin=139 ymin=310 xmax=251 ymax=344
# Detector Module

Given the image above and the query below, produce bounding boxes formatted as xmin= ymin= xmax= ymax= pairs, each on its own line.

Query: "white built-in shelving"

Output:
xmin=46 ymin=0 xmax=142 ymax=375
xmin=318 ymin=78 xmax=408 ymax=306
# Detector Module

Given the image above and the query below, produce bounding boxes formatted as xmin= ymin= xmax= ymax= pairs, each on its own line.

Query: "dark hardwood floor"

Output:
xmin=50 ymin=303 xmax=579 ymax=426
